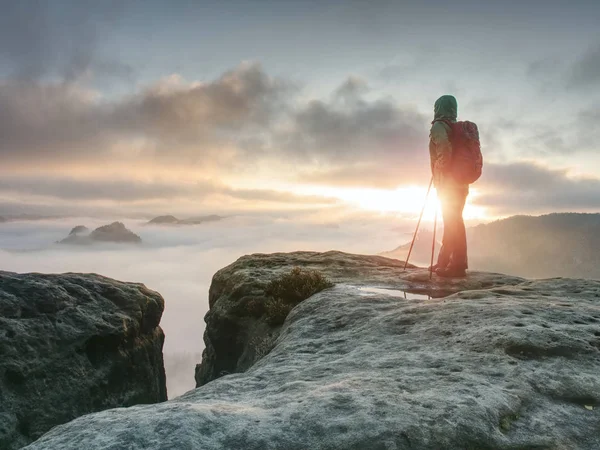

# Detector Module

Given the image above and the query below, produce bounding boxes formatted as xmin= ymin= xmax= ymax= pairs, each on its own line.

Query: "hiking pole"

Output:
xmin=430 ymin=198 xmax=438 ymax=280
xmin=403 ymin=176 xmax=434 ymax=271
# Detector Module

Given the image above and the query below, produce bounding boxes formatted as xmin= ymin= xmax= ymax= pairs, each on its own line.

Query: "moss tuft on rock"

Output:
xmin=264 ymin=267 xmax=334 ymax=325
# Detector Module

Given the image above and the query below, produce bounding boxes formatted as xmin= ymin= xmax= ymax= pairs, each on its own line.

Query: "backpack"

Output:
xmin=440 ymin=120 xmax=483 ymax=184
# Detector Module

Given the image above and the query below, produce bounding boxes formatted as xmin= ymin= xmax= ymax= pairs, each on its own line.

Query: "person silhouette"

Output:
xmin=428 ymin=95 xmax=469 ymax=277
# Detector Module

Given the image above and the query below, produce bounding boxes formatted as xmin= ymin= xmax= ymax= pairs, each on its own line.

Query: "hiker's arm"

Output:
xmin=430 ymin=122 xmax=453 ymax=171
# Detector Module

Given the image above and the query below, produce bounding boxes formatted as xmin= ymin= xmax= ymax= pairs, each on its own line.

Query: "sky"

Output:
xmin=1 ymin=0 xmax=600 ymax=220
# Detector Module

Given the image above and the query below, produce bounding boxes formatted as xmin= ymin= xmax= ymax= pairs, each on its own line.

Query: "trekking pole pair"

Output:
xmin=403 ymin=176 xmax=438 ymax=280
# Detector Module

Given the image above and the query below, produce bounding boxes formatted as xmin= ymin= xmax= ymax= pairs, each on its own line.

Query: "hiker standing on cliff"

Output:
xmin=429 ymin=95 xmax=482 ymax=278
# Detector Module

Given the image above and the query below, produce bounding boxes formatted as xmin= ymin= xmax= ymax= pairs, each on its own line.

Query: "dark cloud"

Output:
xmin=475 ymin=162 xmax=600 ymax=214
xmin=568 ymin=43 xmax=600 ymax=89
xmin=333 ymin=76 xmax=369 ymax=101
xmin=579 ymin=105 xmax=600 ymax=123
xmin=526 ymin=56 xmax=566 ymax=91
xmin=531 ymin=43 xmax=600 ymax=92
xmin=0 ymin=0 xmax=127 ymax=81
xmin=0 ymin=81 xmax=114 ymax=164
xmin=379 ymin=64 xmax=411 ymax=82
xmin=273 ymin=79 xmax=428 ymax=166
xmin=3 ymin=60 xmax=597 ymax=217
xmin=0 ymin=68 xmax=431 ymax=215
xmin=0 ymin=69 xmax=426 ymax=185
xmin=274 ymin=81 xmax=432 ymax=189
xmin=0 ymin=176 xmax=210 ymax=202
xmin=512 ymin=116 xmax=600 ymax=156
xmin=0 ymin=175 xmax=338 ymax=206
xmin=519 ymin=130 xmax=571 ymax=155
xmin=480 ymin=162 xmax=568 ymax=190
xmin=0 ymin=63 xmax=291 ymax=167
xmin=112 ymin=63 xmax=292 ymax=146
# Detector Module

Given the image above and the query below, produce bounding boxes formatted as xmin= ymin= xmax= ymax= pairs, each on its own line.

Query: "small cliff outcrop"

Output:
xmin=68 ymin=225 xmax=89 ymax=236
xmin=195 ymin=251 xmax=520 ymax=386
xmin=25 ymin=252 xmax=600 ymax=449
xmin=58 ymin=222 xmax=141 ymax=245
xmin=0 ymin=271 xmax=167 ymax=449
xmin=146 ymin=215 xmax=224 ymax=226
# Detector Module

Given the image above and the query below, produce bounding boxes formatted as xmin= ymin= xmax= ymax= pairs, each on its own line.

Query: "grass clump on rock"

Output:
xmin=264 ymin=267 xmax=334 ymax=326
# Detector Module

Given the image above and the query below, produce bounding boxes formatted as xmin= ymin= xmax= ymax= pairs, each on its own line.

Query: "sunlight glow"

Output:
xmin=296 ymin=185 xmax=487 ymax=220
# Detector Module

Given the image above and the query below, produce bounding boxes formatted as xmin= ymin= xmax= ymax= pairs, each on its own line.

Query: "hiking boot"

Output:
xmin=435 ymin=266 xmax=467 ymax=278
xmin=428 ymin=264 xmax=443 ymax=272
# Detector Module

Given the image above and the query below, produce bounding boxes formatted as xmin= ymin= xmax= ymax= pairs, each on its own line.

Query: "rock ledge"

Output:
xmin=26 ymin=252 xmax=600 ymax=450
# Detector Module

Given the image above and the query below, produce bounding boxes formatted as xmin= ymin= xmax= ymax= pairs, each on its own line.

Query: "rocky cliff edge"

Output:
xmin=26 ymin=251 xmax=600 ymax=449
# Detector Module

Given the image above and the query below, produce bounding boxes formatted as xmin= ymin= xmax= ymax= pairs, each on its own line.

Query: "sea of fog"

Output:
xmin=0 ymin=215 xmax=415 ymax=397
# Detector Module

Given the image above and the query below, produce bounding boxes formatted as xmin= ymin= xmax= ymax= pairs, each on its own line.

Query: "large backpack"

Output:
xmin=441 ymin=120 xmax=483 ymax=184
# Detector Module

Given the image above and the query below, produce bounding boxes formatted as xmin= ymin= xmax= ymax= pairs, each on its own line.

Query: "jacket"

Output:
xmin=429 ymin=95 xmax=469 ymax=193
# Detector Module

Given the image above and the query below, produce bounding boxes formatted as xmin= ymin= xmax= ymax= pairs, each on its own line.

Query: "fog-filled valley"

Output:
xmin=0 ymin=215 xmax=409 ymax=397
xmin=3 ymin=211 xmax=600 ymax=398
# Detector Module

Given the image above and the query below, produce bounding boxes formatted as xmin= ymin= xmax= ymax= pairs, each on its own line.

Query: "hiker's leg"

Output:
xmin=436 ymin=190 xmax=454 ymax=268
xmin=451 ymin=189 xmax=468 ymax=270
xmin=440 ymin=188 xmax=464 ymax=267
xmin=435 ymin=187 xmax=468 ymax=277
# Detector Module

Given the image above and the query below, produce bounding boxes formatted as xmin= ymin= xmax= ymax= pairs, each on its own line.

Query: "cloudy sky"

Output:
xmin=2 ymin=0 xmax=600 ymax=220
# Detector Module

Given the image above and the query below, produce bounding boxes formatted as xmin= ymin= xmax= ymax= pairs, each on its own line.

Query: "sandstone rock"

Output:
xmin=89 ymin=222 xmax=141 ymax=243
xmin=68 ymin=225 xmax=89 ymax=235
xmin=146 ymin=215 xmax=224 ymax=226
xmin=0 ymin=271 xmax=167 ymax=449
xmin=58 ymin=222 xmax=141 ymax=245
xmin=147 ymin=215 xmax=180 ymax=225
xmin=25 ymin=253 xmax=600 ymax=449
xmin=195 ymin=251 xmax=523 ymax=387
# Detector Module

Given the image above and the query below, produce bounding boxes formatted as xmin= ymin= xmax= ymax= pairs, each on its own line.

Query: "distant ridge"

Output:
xmin=380 ymin=229 xmax=441 ymax=266
xmin=146 ymin=214 xmax=224 ymax=225
xmin=383 ymin=213 xmax=600 ymax=279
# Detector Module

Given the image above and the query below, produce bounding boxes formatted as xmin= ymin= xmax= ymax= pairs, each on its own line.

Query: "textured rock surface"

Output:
xmin=26 ymin=252 xmax=600 ymax=449
xmin=89 ymin=222 xmax=141 ymax=243
xmin=195 ymin=251 xmax=523 ymax=387
xmin=58 ymin=221 xmax=141 ymax=245
xmin=0 ymin=271 xmax=167 ymax=449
